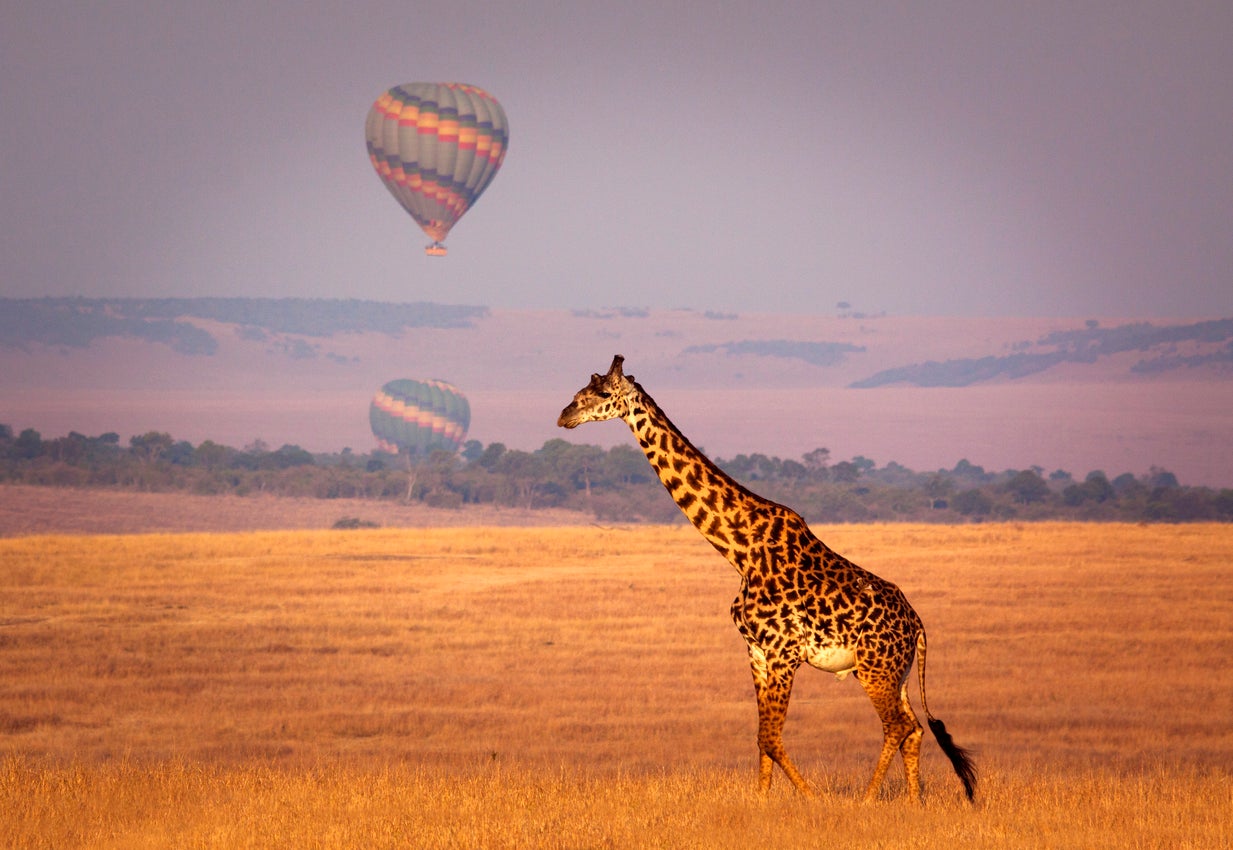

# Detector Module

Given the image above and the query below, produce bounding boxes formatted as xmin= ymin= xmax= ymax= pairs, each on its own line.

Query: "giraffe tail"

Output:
xmin=916 ymin=630 xmax=977 ymax=802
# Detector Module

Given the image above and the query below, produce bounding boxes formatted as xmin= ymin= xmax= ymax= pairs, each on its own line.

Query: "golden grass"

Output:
xmin=4 ymin=759 xmax=1229 ymax=850
xmin=1 ymin=523 xmax=1230 ymax=848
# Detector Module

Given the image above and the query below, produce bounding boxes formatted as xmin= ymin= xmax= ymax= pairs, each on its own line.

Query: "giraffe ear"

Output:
xmin=608 ymin=354 xmax=625 ymax=377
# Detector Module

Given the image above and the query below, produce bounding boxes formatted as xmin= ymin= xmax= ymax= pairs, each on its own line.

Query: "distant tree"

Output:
xmin=722 ymin=454 xmax=755 ymax=479
xmin=13 ymin=428 xmax=43 ymax=460
xmin=878 ymin=461 xmax=914 ymax=480
xmin=1147 ymin=467 xmax=1179 ymax=489
xmin=1168 ymin=489 xmax=1217 ymax=521
xmin=830 ymin=461 xmax=860 ymax=483
xmin=244 ymin=438 xmax=270 ymax=456
xmin=1112 ymin=472 xmax=1147 ymax=499
xmin=604 ymin=444 xmax=652 ymax=486
xmin=461 ymin=439 xmax=484 ymax=464
xmin=477 ymin=442 xmax=506 ymax=471
xmin=801 ymin=447 xmax=831 ymax=473
xmin=1215 ymin=489 xmax=1233 ymax=519
xmin=925 ymin=475 xmax=956 ymax=503
xmin=495 ymin=449 xmax=546 ymax=508
xmin=266 ymin=444 xmax=315 ymax=469
xmin=747 ymin=453 xmax=778 ymax=480
xmin=1004 ymin=470 xmax=1050 ymax=504
xmin=541 ymin=441 xmax=605 ymax=500
xmin=851 ymin=456 xmax=877 ymax=474
xmin=1083 ymin=471 xmax=1116 ymax=503
xmin=951 ymin=459 xmax=988 ymax=482
xmin=167 ymin=440 xmax=195 ymax=466
xmin=46 ymin=432 xmax=88 ymax=464
xmin=779 ymin=459 xmax=807 ymax=480
xmin=194 ymin=440 xmax=230 ymax=471
xmin=412 ymin=448 xmax=462 ymax=505
xmin=1064 ymin=470 xmax=1116 ymax=506
xmin=130 ymin=431 xmax=174 ymax=464
xmin=952 ymin=489 xmax=993 ymax=516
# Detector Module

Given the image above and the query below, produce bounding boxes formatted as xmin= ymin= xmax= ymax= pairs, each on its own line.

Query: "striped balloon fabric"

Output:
xmin=365 ymin=82 xmax=509 ymax=255
xmin=369 ymin=378 xmax=471 ymax=458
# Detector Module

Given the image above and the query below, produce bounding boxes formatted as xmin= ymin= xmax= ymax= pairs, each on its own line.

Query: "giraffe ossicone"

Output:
xmin=558 ymin=354 xmax=977 ymax=804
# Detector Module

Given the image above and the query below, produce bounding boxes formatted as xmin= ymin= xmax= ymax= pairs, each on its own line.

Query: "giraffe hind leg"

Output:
xmin=859 ymin=674 xmax=923 ymax=803
xmin=898 ymin=684 xmax=925 ymax=803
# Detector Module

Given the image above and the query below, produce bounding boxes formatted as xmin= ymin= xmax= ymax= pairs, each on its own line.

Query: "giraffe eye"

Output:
xmin=596 ymin=390 xmax=611 ymax=399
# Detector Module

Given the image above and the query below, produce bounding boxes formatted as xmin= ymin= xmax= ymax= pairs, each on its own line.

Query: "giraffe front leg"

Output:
xmin=748 ymin=646 xmax=814 ymax=798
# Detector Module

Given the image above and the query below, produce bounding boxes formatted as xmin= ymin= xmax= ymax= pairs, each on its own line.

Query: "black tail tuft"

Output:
xmin=928 ymin=717 xmax=977 ymax=802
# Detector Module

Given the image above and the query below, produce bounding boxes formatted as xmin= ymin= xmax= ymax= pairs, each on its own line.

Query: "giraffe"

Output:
xmin=557 ymin=355 xmax=976 ymax=804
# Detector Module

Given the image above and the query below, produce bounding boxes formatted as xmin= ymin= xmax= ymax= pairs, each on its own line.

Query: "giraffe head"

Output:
xmin=557 ymin=354 xmax=636 ymax=429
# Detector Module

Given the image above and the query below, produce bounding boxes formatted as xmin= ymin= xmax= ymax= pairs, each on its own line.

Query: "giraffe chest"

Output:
xmin=731 ymin=593 xmax=858 ymax=678
xmin=730 ymin=556 xmax=870 ymax=665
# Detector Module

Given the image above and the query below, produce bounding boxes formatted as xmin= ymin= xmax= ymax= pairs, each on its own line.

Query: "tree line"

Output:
xmin=2 ymin=423 xmax=1231 ymax=524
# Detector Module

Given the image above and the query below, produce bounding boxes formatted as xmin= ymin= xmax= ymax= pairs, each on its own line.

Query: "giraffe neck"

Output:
xmin=622 ymin=383 xmax=783 ymax=573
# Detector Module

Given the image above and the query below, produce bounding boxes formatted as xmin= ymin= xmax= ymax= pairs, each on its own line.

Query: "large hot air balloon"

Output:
xmin=365 ymin=82 xmax=509 ymax=256
xmin=369 ymin=378 xmax=471 ymax=458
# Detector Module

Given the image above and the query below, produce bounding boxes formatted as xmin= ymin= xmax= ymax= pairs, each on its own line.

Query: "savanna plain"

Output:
xmin=1 ymin=517 xmax=1230 ymax=849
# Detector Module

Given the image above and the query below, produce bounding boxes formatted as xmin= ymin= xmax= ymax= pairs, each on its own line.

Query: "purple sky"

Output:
xmin=3 ymin=2 xmax=1231 ymax=317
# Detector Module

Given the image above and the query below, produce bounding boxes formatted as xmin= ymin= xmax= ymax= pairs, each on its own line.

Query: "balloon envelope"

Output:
xmin=365 ymin=82 xmax=509 ymax=255
xmin=369 ymin=379 xmax=471 ymax=458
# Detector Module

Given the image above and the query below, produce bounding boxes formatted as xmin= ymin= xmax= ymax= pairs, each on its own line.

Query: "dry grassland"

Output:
xmin=1 ymin=523 xmax=1230 ymax=848
xmin=0 ymin=484 xmax=588 ymax=537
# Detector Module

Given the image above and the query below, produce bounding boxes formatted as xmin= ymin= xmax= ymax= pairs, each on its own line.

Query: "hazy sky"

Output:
xmin=3 ymin=2 xmax=1231 ymax=316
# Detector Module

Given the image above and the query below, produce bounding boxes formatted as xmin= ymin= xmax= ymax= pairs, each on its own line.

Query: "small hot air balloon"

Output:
xmin=369 ymin=378 xmax=471 ymax=458
xmin=365 ymin=82 xmax=509 ymax=256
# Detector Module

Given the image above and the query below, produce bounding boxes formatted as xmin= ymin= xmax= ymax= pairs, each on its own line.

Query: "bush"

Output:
xmin=332 ymin=516 xmax=379 ymax=529
xmin=423 ymin=490 xmax=463 ymax=509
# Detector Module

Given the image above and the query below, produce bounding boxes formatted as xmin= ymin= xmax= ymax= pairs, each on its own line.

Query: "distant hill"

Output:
xmin=684 ymin=339 xmax=866 ymax=368
xmin=850 ymin=318 xmax=1233 ymax=387
xmin=3 ymin=300 xmax=1232 ymax=487
xmin=0 ymin=297 xmax=488 ymax=355
xmin=5 ymin=298 xmax=1230 ymax=388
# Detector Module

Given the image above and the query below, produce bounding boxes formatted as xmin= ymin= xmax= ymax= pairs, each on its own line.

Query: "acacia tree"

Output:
xmin=802 ymin=447 xmax=831 ymax=474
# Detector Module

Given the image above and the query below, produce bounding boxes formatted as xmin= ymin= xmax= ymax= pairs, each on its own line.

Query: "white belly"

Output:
xmin=806 ymin=645 xmax=858 ymax=678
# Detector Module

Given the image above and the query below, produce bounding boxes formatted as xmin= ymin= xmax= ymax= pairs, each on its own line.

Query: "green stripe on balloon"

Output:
xmin=369 ymin=378 xmax=470 ymax=459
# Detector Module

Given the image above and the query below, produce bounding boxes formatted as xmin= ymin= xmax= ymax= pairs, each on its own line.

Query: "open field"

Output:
xmin=0 ymin=484 xmax=589 ymax=537
xmin=1 ymin=523 xmax=1230 ymax=847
